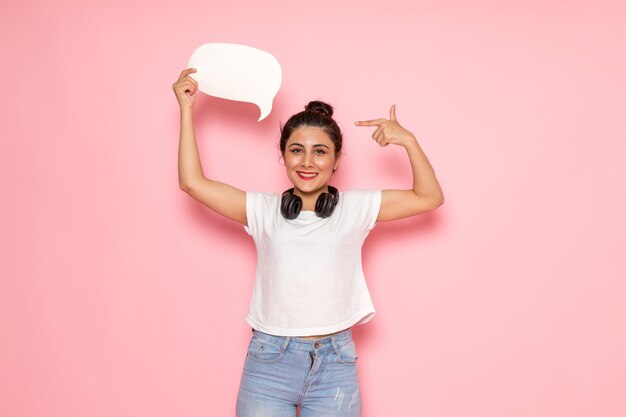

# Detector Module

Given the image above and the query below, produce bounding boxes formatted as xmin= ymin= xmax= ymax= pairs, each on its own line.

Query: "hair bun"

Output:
xmin=305 ymin=100 xmax=334 ymax=117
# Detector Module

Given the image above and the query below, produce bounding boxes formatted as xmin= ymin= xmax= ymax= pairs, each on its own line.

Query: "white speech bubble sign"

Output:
xmin=187 ymin=43 xmax=282 ymax=121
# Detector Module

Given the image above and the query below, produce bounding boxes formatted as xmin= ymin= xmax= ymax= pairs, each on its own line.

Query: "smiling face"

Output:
xmin=283 ymin=126 xmax=341 ymax=204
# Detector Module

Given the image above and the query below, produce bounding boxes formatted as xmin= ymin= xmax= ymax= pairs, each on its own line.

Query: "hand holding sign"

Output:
xmin=172 ymin=68 xmax=199 ymax=109
xmin=186 ymin=43 xmax=282 ymax=121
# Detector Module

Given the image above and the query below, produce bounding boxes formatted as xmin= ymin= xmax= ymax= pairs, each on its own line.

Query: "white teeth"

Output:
xmin=298 ymin=172 xmax=317 ymax=177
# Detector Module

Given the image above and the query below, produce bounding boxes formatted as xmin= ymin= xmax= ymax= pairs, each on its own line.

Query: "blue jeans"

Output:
xmin=236 ymin=327 xmax=362 ymax=417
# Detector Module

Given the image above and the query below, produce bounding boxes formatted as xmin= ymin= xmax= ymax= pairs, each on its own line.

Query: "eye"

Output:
xmin=315 ymin=149 xmax=327 ymax=155
xmin=290 ymin=148 xmax=302 ymax=154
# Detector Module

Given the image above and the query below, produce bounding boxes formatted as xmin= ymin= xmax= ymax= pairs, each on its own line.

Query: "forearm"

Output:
xmin=178 ymin=107 xmax=205 ymax=189
xmin=174 ymin=103 xmax=246 ymax=220
xmin=404 ymin=137 xmax=444 ymax=203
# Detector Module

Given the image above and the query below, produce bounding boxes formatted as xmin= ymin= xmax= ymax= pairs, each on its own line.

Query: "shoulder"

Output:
xmin=341 ymin=189 xmax=380 ymax=196
xmin=340 ymin=189 xmax=381 ymax=203
xmin=244 ymin=191 xmax=281 ymax=235
xmin=246 ymin=190 xmax=281 ymax=199
xmin=339 ymin=189 xmax=382 ymax=231
xmin=246 ymin=191 xmax=281 ymax=210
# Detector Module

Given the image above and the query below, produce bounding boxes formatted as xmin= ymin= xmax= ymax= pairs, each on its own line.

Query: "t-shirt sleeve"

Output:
xmin=364 ymin=189 xmax=382 ymax=231
xmin=244 ymin=191 xmax=277 ymax=238
xmin=244 ymin=191 xmax=260 ymax=237
xmin=347 ymin=189 xmax=382 ymax=233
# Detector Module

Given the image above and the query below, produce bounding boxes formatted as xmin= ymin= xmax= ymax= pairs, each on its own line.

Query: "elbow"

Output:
xmin=412 ymin=192 xmax=444 ymax=215
xmin=434 ymin=192 xmax=445 ymax=207
xmin=179 ymin=180 xmax=193 ymax=194
xmin=179 ymin=174 xmax=201 ymax=193
xmin=179 ymin=176 xmax=207 ymax=195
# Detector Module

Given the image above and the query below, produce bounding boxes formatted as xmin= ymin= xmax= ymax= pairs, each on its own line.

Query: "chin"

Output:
xmin=298 ymin=184 xmax=328 ymax=194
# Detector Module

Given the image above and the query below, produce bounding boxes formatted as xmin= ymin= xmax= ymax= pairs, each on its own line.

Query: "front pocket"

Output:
xmin=246 ymin=339 xmax=285 ymax=364
xmin=337 ymin=340 xmax=358 ymax=365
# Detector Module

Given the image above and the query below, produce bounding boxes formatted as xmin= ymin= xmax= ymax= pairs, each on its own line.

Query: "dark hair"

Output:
xmin=279 ymin=100 xmax=343 ymax=157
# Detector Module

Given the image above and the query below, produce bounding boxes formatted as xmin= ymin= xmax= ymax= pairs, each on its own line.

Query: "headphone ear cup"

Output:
xmin=315 ymin=195 xmax=332 ymax=217
xmin=281 ymin=188 xmax=302 ymax=220
xmin=315 ymin=185 xmax=339 ymax=218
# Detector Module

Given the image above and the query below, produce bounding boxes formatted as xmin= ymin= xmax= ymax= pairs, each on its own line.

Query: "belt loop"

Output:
xmin=331 ymin=335 xmax=340 ymax=354
xmin=281 ymin=336 xmax=291 ymax=352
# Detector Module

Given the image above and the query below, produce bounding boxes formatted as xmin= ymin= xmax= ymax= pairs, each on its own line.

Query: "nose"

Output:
xmin=301 ymin=152 xmax=314 ymax=167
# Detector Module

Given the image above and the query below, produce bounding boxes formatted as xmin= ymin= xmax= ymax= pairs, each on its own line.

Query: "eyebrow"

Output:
xmin=288 ymin=143 xmax=330 ymax=149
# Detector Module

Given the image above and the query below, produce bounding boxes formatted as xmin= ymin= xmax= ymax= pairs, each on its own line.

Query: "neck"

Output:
xmin=293 ymin=186 xmax=330 ymax=210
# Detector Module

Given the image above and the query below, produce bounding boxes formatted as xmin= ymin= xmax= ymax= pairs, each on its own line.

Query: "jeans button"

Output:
xmin=314 ymin=342 xmax=320 ymax=348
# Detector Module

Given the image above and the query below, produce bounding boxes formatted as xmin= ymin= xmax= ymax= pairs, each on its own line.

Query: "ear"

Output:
xmin=333 ymin=153 xmax=342 ymax=171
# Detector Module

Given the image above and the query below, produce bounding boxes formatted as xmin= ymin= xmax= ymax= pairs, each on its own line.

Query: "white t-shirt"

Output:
xmin=243 ymin=188 xmax=382 ymax=336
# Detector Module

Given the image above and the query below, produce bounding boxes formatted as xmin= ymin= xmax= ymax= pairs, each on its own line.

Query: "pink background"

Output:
xmin=2 ymin=1 xmax=625 ymax=416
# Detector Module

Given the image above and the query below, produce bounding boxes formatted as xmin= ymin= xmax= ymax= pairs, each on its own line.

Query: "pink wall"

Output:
xmin=2 ymin=1 xmax=625 ymax=416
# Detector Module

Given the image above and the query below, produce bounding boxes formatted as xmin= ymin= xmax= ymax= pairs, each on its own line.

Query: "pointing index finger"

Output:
xmin=355 ymin=118 xmax=386 ymax=127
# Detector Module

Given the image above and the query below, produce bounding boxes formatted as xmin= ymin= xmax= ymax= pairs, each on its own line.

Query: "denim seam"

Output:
xmin=246 ymin=339 xmax=287 ymax=364
xmin=336 ymin=340 xmax=358 ymax=365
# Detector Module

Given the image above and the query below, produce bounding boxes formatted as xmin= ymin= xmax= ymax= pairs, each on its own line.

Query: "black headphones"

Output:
xmin=280 ymin=185 xmax=339 ymax=219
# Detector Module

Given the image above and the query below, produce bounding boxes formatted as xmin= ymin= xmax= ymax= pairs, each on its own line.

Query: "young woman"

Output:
xmin=172 ymin=68 xmax=444 ymax=417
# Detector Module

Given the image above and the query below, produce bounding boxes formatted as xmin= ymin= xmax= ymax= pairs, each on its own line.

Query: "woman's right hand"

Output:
xmin=172 ymin=68 xmax=199 ymax=110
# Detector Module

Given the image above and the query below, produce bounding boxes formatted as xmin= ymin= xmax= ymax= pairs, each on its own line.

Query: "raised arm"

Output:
xmin=355 ymin=105 xmax=444 ymax=222
xmin=172 ymin=68 xmax=247 ymax=226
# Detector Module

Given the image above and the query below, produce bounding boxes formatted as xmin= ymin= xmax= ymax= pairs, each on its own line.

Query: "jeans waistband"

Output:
xmin=251 ymin=328 xmax=353 ymax=352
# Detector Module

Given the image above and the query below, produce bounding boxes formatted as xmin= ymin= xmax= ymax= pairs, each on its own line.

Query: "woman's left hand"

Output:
xmin=355 ymin=105 xmax=417 ymax=148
